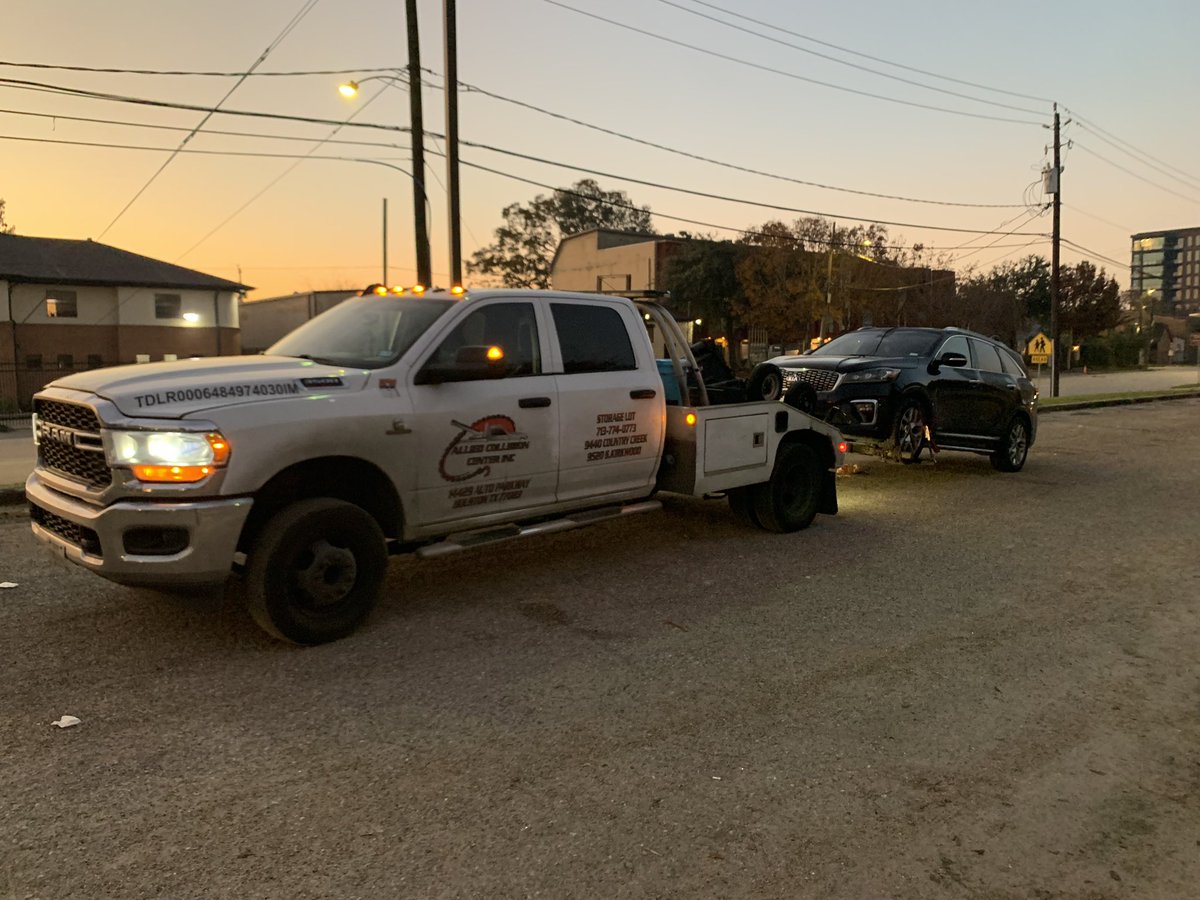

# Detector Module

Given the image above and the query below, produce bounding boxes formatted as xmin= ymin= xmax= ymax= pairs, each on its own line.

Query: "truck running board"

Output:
xmin=415 ymin=499 xmax=662 ymax=559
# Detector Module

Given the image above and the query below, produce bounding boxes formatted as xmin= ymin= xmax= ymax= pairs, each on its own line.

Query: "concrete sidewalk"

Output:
xmin=0 ymin=431 xmax=34 ymax=490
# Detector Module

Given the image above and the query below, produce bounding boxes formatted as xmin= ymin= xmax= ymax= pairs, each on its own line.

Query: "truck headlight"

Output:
xmin=106 ymin=430 xmax=230 ymax=483
xmin=840 ymin=368 xmax=900 ymax=384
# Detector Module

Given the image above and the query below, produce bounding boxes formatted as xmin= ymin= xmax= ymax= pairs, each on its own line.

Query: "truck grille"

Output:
xmin=784 ymin=368 xmax=839 ymax=392
xmin=30 ymin=503 xmax=102 ymax=555
xmin=33 ymin=399 xmax=113 ymax=488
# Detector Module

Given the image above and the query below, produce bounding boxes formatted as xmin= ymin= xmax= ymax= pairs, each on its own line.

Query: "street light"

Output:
xmin=337 ymin=81 xmax=360 ymax=98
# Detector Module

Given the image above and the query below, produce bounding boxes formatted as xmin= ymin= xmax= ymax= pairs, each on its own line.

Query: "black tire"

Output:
xmin=245 ymin=498 xmax=388 ymax=644
xmin=991 ymin=416 xmax=1030 ymax=472
xmin=726 ymin=486 xmax=761 ymax=528
xmin=746 ymin=363 xmax=785 ymax=401
xmin=894 ymin=398 xmax=927 ymax=465
xmin=783 ymin=382 xmax=817 ymax=415
xmin=750 ymin=442 xmax=823 ymax=533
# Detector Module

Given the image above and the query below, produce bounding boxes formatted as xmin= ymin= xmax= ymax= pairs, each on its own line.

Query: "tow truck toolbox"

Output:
xmin=27 ymin=287 xmax=846 ymax=644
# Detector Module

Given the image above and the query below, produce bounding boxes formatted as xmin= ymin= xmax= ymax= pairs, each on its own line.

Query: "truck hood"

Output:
xmin=48 ymin=355 xmax=372 ymax=419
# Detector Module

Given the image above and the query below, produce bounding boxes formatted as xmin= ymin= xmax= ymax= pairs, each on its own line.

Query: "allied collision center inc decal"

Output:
xmin=439 ymin=415 xmax=531 ymax=509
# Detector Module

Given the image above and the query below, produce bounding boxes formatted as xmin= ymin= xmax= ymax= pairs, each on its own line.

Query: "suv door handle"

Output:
xmin=518 ymin=396 xmax=552 ymax=408
xmin=630 ymin=389 xmax=657 ymax=399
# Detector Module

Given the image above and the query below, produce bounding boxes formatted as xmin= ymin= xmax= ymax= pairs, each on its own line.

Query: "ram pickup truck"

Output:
xmin=27 ymin=288 xmax=845 ymax=643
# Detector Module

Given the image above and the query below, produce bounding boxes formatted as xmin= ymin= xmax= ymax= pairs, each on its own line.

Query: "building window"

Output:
xmin=45 ymin=290 xmax=78 ymax=318
xmin=155 ymin=293 xmax=182 ymax=319
xmin=86 ymin=354 xmax=104 ymax=368
xmin=56 ymin=354 xmax=74 ymax=369
xmin=25 ymin=354 xmax=42 ymax=370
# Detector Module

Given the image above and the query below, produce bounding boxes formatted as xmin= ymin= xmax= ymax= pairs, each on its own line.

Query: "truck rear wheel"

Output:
xmin=751 ymin=443 xmax=822 ymax=533
xmin=245 ymin=498 xmax=388 ymax=644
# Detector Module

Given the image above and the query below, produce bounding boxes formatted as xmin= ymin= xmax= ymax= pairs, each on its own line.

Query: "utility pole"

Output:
xmin=444 ymin=0 xmax=463 ymax=288
xmin=1050 ymin=104 xmax=1061 ymax=398
xmin=382 ymin=197 xmax=388 ymax=285
xmin=821 ymin=221 xmax=836 ymax=342
xmin=405 ymin=0 xmax=432 ymax=287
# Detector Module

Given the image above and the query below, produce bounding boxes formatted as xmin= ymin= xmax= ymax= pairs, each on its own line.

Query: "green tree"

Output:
xmin=0 ymin=199 xmax=12 ymax=234
xmin=658 ymin=235 xmax=744 ymax=337
xmin=1060 ymin=260 xmax=1122 ymax=339
xmin=467 ymin=179 xmax=654 ymax=288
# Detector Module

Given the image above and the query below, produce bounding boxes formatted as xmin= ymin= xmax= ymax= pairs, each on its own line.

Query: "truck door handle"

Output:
xmin=630 ymin=389 xmax=657 ymax=399
xmin=518 ymin=396 xmax=552 ymax=408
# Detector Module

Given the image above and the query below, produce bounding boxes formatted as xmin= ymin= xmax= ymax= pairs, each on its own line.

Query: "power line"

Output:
xmin=0 ymin=77 xmax=1046 ymax=236
xmin=1073 ymin=142 xmax=1200 ymax=205
xmin=0 ymin=60 xmax=399 ymax=78
xmin=0 ymin=129 xmax=1041 ymax=254
xmin=96 ymin=0 xmax=322 ymax=238
xmin=0 ymin=106 xmax=409 ymax=152
xmin=1059 ymin=239 xmax=1129 ymax=270
xmin=1063 ymin=106 xmax=1200 ymax=188
xmin=446 ymin=75 xmax=1024 ymax=208
xmin=541 ymin=0 xmax=1042 ymax=126
xmin=653 ymin=0 xmax=1043 ymax=116
xmin=1070 ymin=120 xmax=1200 ymax=194
xmin=0 ymin=76 xmax=411 ymax=134
xmin=456 ymin=138 xmax=1049 ymax=236
xmin=1064 ymin=203 xmax=1134 ymax=235
xmin=683 ymin=0 xmax=1053 ymax=105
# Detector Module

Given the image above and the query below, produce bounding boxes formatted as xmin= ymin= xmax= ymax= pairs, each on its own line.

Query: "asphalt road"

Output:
xmin=2 ymin=401 xmax=1199 ymax=899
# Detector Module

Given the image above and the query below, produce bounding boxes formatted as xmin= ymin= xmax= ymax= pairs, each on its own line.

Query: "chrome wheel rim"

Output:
xmin=1008 ymin=422 xmax=1028 ymax=466
xmin=898 ymin=405 xmax=925 ymax=458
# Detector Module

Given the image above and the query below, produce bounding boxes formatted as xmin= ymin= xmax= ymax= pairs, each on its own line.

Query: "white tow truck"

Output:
xmin=27 ymin=288 xmax=846 ymax=643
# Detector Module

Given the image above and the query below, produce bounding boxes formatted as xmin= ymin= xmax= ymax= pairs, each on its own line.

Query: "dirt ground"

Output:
xmin=1 ymin=400 xmax=1199 ymax=899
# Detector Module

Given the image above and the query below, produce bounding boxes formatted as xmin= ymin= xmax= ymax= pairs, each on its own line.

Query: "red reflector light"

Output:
xmin=838 ymin=441 xmax=849 ymax=454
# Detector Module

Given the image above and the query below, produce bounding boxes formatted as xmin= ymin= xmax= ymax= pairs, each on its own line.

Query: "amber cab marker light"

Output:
xmin=372 ymin=285 xmax=388 ymax=296
xmin=486 ymin=346 xmax=504 ymax=361
xmin=685 ymin=412 xmax=697 ymax=426
xmin=450 ymin=285 xmax=466 ymax=296
xmin=411 ymin=284 xmax=426 ymax=294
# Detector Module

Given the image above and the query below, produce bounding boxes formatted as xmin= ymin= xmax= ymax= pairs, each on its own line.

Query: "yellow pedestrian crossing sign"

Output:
xmin=1027 ymin=332 xmax=1052 ymax=365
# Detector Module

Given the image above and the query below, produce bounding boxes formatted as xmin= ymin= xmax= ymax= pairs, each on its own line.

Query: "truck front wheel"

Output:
xmin=751 ymin=443 xmax=822 ymax=533
xmin=245 ymin=498 xmax=388 ymax=644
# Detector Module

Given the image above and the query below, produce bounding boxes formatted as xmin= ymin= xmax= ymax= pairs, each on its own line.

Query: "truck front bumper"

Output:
xmin=26 ymin=472 xmax=253 ymax=587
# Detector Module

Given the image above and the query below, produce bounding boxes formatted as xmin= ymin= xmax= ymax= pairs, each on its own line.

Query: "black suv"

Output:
xmin=761 ymin=327 xmax=1038 ymax=471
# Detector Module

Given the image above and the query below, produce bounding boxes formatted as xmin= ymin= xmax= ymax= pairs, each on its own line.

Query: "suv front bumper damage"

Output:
xmin=26 ymin=472 xmax=253 ymax=587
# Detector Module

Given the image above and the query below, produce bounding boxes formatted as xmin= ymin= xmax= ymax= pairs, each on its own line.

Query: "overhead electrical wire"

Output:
xmin=1064 ymin=204 xmax=1135 ymax=235
xmin=1059 ymin=239 xmax=1129 ymax=270
xmin=0 ymin=60 xmax=400 ymax=78
xmin=1063 ymin=106 xmax=1200 ymax=188
xmin=540 ymin=0 xmax=1043 ymax=126
xmin=683 ymin=0 xmax=1053 ymax=105
xmin=1073 ymin=143 xmax=1200 ymax=205
xmin=0 ymin=132 xmax=1039 ymax=254
xmin=96 ymin=0 xmax=322 ymax=238
xmin=0 ymin=77 xmax=1045 ymax=238
xmin=1069 ymin=120 xmax=1200 ymax=194
xmin=653 ymin=0 xmax=1043 ymax=116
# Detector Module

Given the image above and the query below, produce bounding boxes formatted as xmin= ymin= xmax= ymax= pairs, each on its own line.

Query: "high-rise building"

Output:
xmin=1129 ymin=226 xmax=1200 ymax=314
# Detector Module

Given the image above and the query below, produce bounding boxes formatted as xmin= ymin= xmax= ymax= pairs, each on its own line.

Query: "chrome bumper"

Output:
xmin=26 ymin=471 xmax=253 ymax=586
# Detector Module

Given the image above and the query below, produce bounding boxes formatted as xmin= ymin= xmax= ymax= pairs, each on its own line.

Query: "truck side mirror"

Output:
xmin=415 ymin=345 xmax=508 ymax=384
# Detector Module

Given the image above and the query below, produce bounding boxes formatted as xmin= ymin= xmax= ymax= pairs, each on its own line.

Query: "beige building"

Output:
xmin=550 ymin=229 xmax=683 ymax=293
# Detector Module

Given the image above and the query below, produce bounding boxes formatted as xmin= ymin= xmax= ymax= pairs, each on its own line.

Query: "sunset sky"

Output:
xmin=2 ymin=0 xmax=1197 ymax=299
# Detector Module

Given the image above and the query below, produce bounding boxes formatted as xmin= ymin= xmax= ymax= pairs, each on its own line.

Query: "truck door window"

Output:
xmin=551 ymin=303 xmax=637 ymax=374
xmin=428 ymin=303 xmax=540 ymax=376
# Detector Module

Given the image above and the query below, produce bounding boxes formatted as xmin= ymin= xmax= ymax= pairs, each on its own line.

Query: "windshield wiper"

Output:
xmin=293 ymin=353 xmax=342 ymax=366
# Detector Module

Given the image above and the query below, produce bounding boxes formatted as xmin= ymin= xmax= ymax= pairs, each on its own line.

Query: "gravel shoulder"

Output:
xmin=2 ymin=401 xmax=1198 ymax=899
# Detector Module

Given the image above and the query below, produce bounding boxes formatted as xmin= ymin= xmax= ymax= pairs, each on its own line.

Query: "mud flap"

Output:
xmin=819 ymin=469 xmax=838 ymax=515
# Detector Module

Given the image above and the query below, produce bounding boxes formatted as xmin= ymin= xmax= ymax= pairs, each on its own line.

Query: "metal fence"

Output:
xmin=0 ymin=363 xmax=100 ymax=430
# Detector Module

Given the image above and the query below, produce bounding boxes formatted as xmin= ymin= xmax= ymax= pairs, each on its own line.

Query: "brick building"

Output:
xmin=1 ymin=234 xmax=248 ymax=413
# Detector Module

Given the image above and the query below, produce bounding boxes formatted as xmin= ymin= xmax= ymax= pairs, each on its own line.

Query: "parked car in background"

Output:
xmin=757 ymin=327 xmax=1037 ymax=471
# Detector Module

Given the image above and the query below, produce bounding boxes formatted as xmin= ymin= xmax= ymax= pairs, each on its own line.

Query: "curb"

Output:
xmin=1040 ymin=389 xmax=1200 ymax=414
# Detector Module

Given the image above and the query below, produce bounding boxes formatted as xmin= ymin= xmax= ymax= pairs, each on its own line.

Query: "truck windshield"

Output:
xmin=268 ymin=297 xmax=456 ymax=369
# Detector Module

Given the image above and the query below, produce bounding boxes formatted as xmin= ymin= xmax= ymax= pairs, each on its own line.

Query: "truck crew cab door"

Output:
xmin=549 ymin=299 xmax=665 ymax=504
xmin=409 ymin=299 xmax=559 ymax=527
